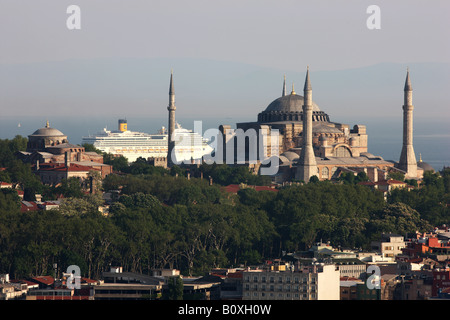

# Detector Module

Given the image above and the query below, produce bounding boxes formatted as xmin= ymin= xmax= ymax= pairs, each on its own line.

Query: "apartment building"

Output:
xmin=242 ymin=263 xmax=340 ymax=300
xmin=371 ymin=233 xmax=406 ymax=259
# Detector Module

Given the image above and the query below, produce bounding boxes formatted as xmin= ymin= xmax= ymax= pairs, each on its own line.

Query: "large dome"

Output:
xmin=30 ymin=127 xmax=65 ymax=137
xmin=27 ymin=121 xmax=69 ymax=152
xmin=30 ymin=121 xmax=65 ymax=137
xmin=264 ymin=94 xmax=320 ymax=113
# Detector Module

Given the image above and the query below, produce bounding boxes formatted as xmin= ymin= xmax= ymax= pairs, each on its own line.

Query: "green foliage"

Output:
xmin=82 ymin=143 xmax=103 ymax=155
xmin=338 ymin=171 xmax=369 ymax=185
xmin=388 ymin=171 xmax=405 ymax=182
xmin=0 ymin=133 xmax=447 ymax=281
xmin=103 ymin=154 xmax=129 ymax=172
xmin=388 ymin=168 xmax=450 ymax=226
xmin=0 ymin=135 xmax=27 ymax=167
xmin=163 ymin=276 xmax=184 ymax=300
xmin=367 ymin=202 xmax=432 ymax=238
xmin=58 ymin=177 xmax=84 ymax=198
xmin=197 ymin=164 xmax=271 ymax=186
xmin=0 ymin=188 xmax=21 ymax=212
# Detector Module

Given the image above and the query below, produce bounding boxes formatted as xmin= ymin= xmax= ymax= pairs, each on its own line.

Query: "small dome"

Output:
xmin=278 ymin=155 xmax=290 ymax=165
xmin=418 ymin=161 xmax=435 ymax=172
xmin=264 ymin=94 xmax=320 ymax=113
xmin=281 ymin=151 xmax=300 ymax=162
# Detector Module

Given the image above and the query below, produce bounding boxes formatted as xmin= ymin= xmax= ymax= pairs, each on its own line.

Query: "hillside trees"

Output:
xmin=1 ymin=131 xmax=446 ymax=280
xmin=388 ymin=169 xmax=450 ymax=226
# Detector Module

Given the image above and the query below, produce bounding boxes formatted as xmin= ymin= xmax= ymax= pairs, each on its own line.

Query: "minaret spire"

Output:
xmin=398 ymin=68 xmax=417 ymax=178
xmin=169 ymin=69 xmax=175 ymax=105
xmin=404 ymin=67 xmax=412 ymax=91
xmin=296 ymin=66 xmax=317 ymax=182
xmin=167 ymin=70 xmax=177 ymax=167
xmin=304 ymin=66 xmax=311 ymax=91
xmin=282 ymin=75 xmax=286 ymax=97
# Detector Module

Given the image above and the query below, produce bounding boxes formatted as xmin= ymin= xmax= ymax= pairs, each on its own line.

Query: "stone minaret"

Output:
xmin=167 ymin=70 xmax=176 ymax=167
xmin=282 ymin=75 xmax=287 ymax=97
xmin=398 ymin=68 xmax=417 ymax=178
xmin=296 ymin=67 xmax=318 ymax=182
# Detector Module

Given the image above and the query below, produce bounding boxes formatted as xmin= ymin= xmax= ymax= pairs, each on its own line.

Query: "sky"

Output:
xmin=1 ymin=0 xmax=449 ymax=69
xmin=0 ymin=0 xmax=449 ymax=119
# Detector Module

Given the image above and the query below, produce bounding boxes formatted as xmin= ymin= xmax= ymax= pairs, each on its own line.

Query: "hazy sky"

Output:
xmin=1 ymin=0 xmax=449 ymax=70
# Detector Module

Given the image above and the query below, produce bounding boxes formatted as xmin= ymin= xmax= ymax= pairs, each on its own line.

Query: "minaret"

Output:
xmin=398 ymin=68 xmax=417 ymax=178
xmin=167 ymin=70 xmax=176 ymax=167
xmin=282 ymin=75 xmax=287 ymax=97
xmin=296 ymin=67 xmax=318 ymax=182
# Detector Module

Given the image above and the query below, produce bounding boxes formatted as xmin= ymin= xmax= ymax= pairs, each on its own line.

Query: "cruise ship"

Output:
xmin=82 ymin=119 xmax=212 ymax=163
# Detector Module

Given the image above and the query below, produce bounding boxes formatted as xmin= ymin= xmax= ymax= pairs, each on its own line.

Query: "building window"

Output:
xmin=322 ymin=167 xmax=329 ymax=179
xmin=334 ymin=146 xmax=351 ymax=157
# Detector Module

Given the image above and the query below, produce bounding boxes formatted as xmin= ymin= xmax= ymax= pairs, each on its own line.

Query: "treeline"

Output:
xmin=387 ymin=170 xmax=450 ymax=226
xmin=1 ymin=171 xmax=443 ymax=280
xmin=0 ymin=136 xmax=43 ymax=198
xmin=0 ymin=138 xmax=448 ymax=281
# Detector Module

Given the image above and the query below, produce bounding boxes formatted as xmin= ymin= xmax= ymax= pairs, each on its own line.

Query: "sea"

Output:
xmin=1 ymin=115 xmax=449 ymax=172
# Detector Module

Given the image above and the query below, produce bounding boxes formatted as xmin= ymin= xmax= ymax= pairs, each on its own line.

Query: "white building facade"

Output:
xmin=242 ymin=263 xmax=340 ymax=300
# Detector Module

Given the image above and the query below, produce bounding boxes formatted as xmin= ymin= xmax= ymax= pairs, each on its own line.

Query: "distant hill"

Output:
xmin=0 ymin=58 xmax=449 ymax=123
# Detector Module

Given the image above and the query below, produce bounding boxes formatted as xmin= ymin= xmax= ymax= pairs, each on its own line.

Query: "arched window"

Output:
xmin=334 ymin=146 xmax=351 ymax=157
xmin=322 ymin=167 xmax=329 ymax=179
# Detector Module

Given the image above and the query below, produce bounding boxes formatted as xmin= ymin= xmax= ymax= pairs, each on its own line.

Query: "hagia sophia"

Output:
xmin=166 ymin=67 xmax=433 ymax=184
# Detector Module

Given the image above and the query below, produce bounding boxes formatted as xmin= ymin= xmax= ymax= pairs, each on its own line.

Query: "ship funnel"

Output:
xmin=118 ymin=119 xmax=127 ymax=132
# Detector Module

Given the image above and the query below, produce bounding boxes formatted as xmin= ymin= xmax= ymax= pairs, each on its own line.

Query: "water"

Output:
xmin=1 ymin=115 xmax=448 ymax=171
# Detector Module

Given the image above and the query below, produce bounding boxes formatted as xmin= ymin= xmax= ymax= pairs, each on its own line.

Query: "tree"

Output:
xmin=82 ymin=143 xmax=103 ymax=155
xmin=388 ymin=171 xmax=405 ymax=182
xmin=163 ymin=276 xmax=184 ymax=300
xmin=104 ymin=154 xmax=128 ymax=172
xmin=367 ymin=202 xmax=432 ymax=239
xmin=57 ymin=177 xmax=84 ymax=198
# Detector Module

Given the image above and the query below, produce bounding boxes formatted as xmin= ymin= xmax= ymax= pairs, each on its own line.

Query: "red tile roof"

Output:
xmin=81 ymin=277 xmax=97 ymax=284
xmin=38 ymin=163 xmax=99 ymax=172
xmin=30 ymin=276 xmax=54 ymax=286
xmin=21 ymin=201 xmax=39 ymax=212
xmin=226 ymin=272 xmax=243 ymax=279
xmin=375 ymin=179 xmax=406 ymax=185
